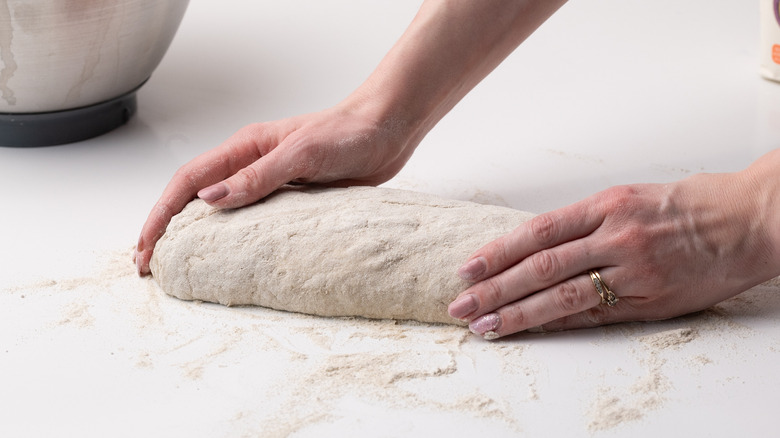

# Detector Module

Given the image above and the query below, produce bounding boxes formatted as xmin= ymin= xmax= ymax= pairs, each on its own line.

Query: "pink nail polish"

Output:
xmin=458 ymin=257 xmax=486 ymax=281
xmin=198 ymin=183 xmax=229 ymax=202
xmin=448 ymin=294 xmax=478 ymax=319
xmin=469 ymin=313 xmax=501 ymax=336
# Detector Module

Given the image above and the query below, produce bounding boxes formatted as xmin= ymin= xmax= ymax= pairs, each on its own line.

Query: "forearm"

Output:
xmin=344 ymin=0 xmax=566 ymax=142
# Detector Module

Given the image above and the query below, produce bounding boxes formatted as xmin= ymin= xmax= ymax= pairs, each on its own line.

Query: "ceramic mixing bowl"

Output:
xmin=0 ymin=0 xmax=189 ymax=146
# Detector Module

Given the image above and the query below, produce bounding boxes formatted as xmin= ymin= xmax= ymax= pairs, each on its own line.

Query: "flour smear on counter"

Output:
xmin=2 ymin=248 xmax=779 ymax=436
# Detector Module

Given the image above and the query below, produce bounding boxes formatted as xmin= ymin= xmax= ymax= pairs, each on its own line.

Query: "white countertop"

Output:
xmin=2 ymin=1 xmax=780 ymax=436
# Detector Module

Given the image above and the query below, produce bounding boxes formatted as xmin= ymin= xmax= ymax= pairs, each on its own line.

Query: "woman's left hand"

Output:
xmin=448 ymin=150 xmax=780 ymax=339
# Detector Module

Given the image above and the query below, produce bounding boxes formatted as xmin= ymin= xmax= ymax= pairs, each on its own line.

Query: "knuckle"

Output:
xmin=234 ymin=165 xmax=263 ymax=188
xmin=235 ymin=123 xmax=258 ymax=139
xmin=583 ymin=304 xmax=611 ymax=326
xmin=530 ymin=214 xmax=559 ymax=246
xmin=500 ymin=305 xmax=526 ymax=331
xmin=552 ymin=281 xmax=590 ymax=313
xmin=151 ymin=201 xmax=171 ymax=221
xmin=474 ymin=276 xmax=506 ymax=308
xmin=240 ymin=122 xmax=282 ymax=155
xmin=485 ymin=237 xmax=512 ymax=268
xmin=172 ymin=166 xmax=200 ymax=190
xmin=527 ymin=250 xmax=560 ymax=282
xmin=602 ymin=184 xmax=639 ymax=209
xmin=238 ymin=122 xmax=271 ymax=140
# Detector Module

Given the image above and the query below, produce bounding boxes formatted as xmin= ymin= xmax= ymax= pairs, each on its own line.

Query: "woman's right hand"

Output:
xmin=133 ymin=102 xmax=421 ymax=275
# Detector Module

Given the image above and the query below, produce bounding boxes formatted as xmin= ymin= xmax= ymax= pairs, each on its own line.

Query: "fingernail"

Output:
xmin=198 ymin=183 xmax=229 ymax=202
xmin=458 ymin=257 xmax=486 ymax=281
xmin=448 ymin=294 xmax=479 ymax=319
xmin=469 ymin=313 xmax=501 ymax=337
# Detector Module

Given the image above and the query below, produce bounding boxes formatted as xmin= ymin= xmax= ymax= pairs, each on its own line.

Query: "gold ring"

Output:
xmin=588 ymin=270 xmax=618 ymax=307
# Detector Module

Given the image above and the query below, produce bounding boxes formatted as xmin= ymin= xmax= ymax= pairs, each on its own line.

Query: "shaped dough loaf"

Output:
xmin=150 ymin=186 xmax=535 ymax=325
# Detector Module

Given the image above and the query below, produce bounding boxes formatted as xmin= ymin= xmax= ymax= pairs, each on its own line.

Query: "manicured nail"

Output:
xmin=448 ymin=294 xmax=478 ymax=319
xmin=458 ymin=257 xmax=486 ymax=281
xmin=469 ymin=313 xmax=501 ymax=337
xmin=198 ymin=183 xmax=229 ymax=202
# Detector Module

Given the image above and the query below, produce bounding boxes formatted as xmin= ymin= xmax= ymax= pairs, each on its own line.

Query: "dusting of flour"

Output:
xmin=585 ymin=277 xmax=780 ymax=432
xmin=4 ymin=249 xmax=779 ymax=437
xmin=587 ymin=327 xmax=697 ymax=432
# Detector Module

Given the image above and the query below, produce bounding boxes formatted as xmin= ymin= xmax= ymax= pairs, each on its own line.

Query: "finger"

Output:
xmin=457 ymin=197 xmax=605 ymax=282
xmin=540 ymin=291 xmax=670 ymax=332
xmin=135 ymin=173 xmax=221 ymax=275
xmin=449 ymin=236 xmax=608 ymax=320
xmin=538 ymin=300 xmax=647 ymax=332
xmin=134 ymin=125 xmax=274 ymax=275
xmin=196 ymin=134 xmax=315 ymax=209
xmin=467 ymin=268 xmax=623 ymax=339
xmin=135 ymin=201 xmax=178 ymax=275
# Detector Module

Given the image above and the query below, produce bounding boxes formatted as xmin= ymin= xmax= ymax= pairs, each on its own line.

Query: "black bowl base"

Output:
xmin=0 ymin=90 xmax=138 ymax=147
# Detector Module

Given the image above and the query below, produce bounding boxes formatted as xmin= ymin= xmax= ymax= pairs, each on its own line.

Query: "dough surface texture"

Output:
xmin=150 ymin=186 xmax=535 ymax=325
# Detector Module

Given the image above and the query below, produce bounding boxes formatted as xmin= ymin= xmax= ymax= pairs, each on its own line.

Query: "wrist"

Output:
xmin=337 ymin=84 xmax=430 ymax=153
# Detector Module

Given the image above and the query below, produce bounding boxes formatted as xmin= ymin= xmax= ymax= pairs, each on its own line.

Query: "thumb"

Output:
xmin=197 ymin=143 xmax=307 ymax=209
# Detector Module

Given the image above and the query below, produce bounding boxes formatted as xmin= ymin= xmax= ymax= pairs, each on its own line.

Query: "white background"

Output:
xmin=1 ymin=1 xmax=779 ymax=436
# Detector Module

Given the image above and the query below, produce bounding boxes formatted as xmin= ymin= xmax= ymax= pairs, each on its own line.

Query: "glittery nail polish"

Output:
xmin=469 ymin=313 xmax=501 ymax=336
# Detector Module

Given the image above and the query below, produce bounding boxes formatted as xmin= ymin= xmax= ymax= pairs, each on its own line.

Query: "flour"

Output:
xmin=587 ymin=328 xmax=680 ymax=432
xmin=4 ymin=247 xmax=779 ymax=436
xmin=639 ymin=327 xmax=699 ymax=350
xmin=586 ymin=303 xmax=763 ymax=432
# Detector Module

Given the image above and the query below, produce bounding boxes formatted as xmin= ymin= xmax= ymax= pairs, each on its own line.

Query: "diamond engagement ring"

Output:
xmin=588 ymin=270 xmax=618 ymax=307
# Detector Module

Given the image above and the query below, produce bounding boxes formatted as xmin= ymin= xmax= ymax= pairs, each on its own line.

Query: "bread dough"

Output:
xmin=150 ymin=186 xmax=535 ymax=325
